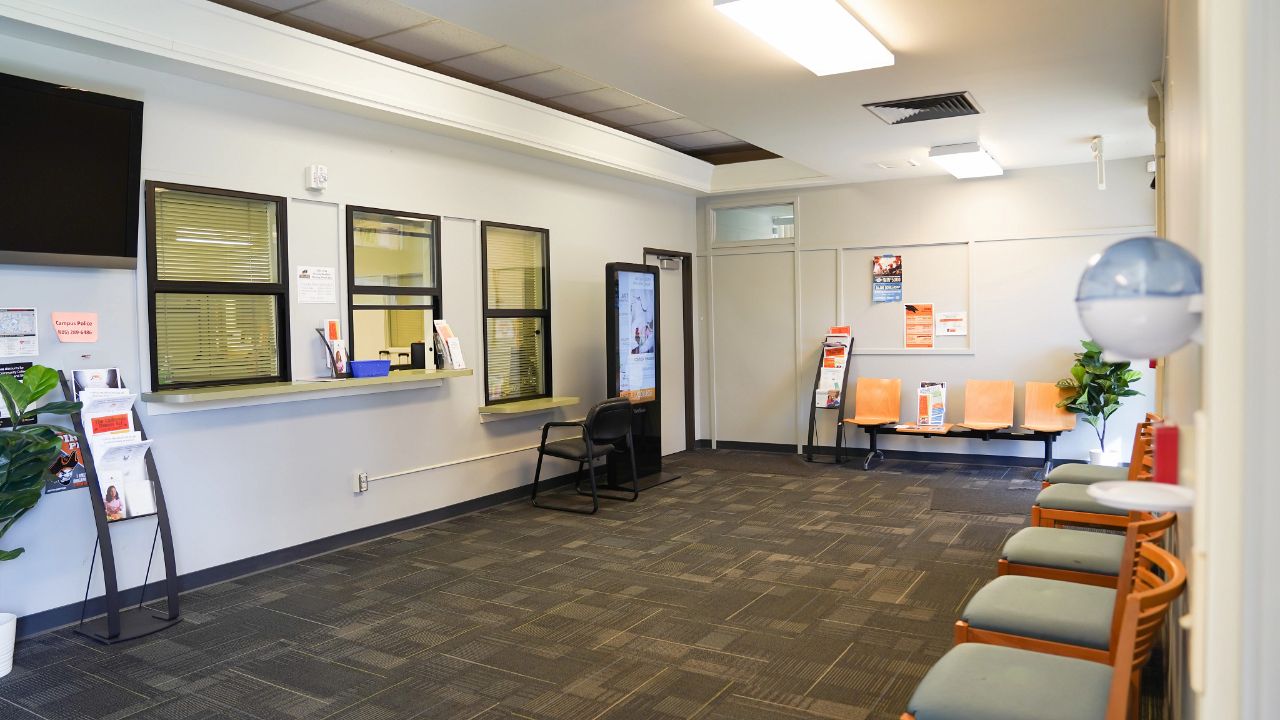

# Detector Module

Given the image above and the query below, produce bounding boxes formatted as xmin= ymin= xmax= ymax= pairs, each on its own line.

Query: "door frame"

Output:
xmin=643 ymin=247 xmax=694 ymax=452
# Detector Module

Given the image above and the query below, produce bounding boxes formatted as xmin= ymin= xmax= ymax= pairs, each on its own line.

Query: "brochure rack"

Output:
xmin=58 ymin=371 xmax=180 ymax=644
xmin=804 ymin=336 xmax=855 ymax=463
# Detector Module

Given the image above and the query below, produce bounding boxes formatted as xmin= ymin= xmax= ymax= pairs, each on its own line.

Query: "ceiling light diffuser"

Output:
xmin=714 ymin=0 xmax=893 ymax=76
xmin=928 ymin=142 xmax=1004 ymax=179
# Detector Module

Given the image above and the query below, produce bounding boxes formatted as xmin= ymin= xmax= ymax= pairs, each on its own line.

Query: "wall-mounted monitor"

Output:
xmin=0 ymin=71 xmax=143 ymax=269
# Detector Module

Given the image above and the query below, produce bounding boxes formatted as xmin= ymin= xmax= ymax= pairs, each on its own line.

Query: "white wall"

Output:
xmin=0 ymin=33 xmax=695 ymax=620
xmin=699 ymin=158 xmax=1158 ymax=461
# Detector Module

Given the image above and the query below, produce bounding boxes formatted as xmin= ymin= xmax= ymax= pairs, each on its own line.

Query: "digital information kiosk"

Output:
xmin=605 ymin=262 xmax=678 ymax=490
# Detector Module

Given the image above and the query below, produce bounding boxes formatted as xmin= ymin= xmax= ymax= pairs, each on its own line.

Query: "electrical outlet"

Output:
xmin=355 ymin=472 xmax=368 ymax=493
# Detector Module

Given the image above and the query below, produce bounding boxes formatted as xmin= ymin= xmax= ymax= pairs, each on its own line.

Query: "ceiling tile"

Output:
xmin=438 ymin=46 xmax=558 ymax=83
xmin=272 ymin=12 xmax=364 ymax=44
xmin=551 ymin=87 xmax=642 ymax=114
xmin=288 ymin=0 xmax=432 ymax=40
xmin=210 ymin=0 xmax=286 ymax=17
xmin=375 ymin=20 xmax=501 ymax=62
xmin=661 ymin=130 xmax=742 ymax=149
xmin=591 ymin=103 xmax=683 ymax=126
xmin=627 ymin=117 xmax=712 ymax=139
xmin=497 ymin=68 xmax=605 ymax=98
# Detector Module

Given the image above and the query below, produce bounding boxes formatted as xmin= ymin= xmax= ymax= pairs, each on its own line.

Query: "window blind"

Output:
xmin=486 ymin=317 xmax=545 ymax=401
xmin=154 ymin=293 xmax=279 ymax=386
xmin=485 ymin=228 xmax=546 ymax=310
xmin=154 ymin=190 xmax=279 ymax=283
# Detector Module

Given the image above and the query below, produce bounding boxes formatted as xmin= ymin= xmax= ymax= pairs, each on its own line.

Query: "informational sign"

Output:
xmin=297 ymin=266 xmax=337 ymax=304
xmin=936 ymin=311 xmax=968 ymax=336
xmin=0 ymin=307 xmax=38 ymax=357
xmin=917 ymin=381 xmax=947 ymax=426
xmin=0 ymin=362 xmax=34 ymax=428
xmin=52 ymin=312 xmax=99 ymax=343
xmin=905 ymin=303 xmax=935 ymax=349
xmin=616 ymin=270 xmax=656 ymax=403
xmin=815 ymin=326 xmax=851 ymax=408
xmin=872 ymin=254 xmax=903 ymax=303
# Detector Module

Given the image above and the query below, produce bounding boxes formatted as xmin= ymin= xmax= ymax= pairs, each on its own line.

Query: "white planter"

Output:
xmin=0 ymin=612 xmax=15 ymax=678
xmin=1089 ymin=448 xmax=1122 ymax=467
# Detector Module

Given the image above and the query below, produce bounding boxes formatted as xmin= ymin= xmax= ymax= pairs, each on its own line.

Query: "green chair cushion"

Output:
xmin=961 ymin=576 xmax=1115 ymax=650
xmin=1046 ymin=463 xmax=1127 ymax=485
xmin=1035 ymin=482 xmax=1129 ymax=516
xmin=907 ymin=643 xmax=1113 ymax=720
xmin=1002 ymin=527 xmax=1125 ymax=576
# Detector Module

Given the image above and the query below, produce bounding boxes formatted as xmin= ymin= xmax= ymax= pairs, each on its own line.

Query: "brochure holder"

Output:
xmin=804 ymin=336 xmax=855 ymax=463
xmin=58 ymin=371 xmax=180 ymax=644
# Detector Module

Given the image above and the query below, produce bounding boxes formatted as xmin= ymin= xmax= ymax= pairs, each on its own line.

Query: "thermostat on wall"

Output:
xmin=305 ymin=164 xmax=328 ymax=191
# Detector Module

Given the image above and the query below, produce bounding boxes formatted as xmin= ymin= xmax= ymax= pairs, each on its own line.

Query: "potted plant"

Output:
xmin=1056 ymin=340 xmax=1143 ymax=465
xmin=0 ymin=365 xmax=80 ymax=677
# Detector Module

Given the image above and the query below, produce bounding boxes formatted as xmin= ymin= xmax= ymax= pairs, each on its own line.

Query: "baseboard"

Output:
xmin=693 ymin=438 xmax=1086 ymax=468
xmin=15 ymin=471 xmax=579 ymax=640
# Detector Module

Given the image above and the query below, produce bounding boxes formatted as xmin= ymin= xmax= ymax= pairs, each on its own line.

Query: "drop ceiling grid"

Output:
xmin=209 ymin=0 xmax=766 ymax=158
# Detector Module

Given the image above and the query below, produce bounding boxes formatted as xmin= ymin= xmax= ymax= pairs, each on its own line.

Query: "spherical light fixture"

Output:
xmin=1076 ymin=236 xmax=1203 ymax=359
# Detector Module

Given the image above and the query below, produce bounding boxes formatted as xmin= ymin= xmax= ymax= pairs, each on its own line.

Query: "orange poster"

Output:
xmin=904 ymin=303 xmax=934 ymax=349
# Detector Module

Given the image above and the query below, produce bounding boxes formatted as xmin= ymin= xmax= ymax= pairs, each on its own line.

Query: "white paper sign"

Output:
xmin=935 ymin=311 xmax=968 ymax=336
xmin=0 ymin=308 xmax=38 ymax=357
xmin=297 ymin=266 xmax=337 ymax=304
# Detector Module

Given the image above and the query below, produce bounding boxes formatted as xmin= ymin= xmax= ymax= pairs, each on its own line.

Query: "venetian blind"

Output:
xmin=484 ymin=227 xmax=547 ymax=402
xmin=152 ymin=188 xmax=283 ymax=387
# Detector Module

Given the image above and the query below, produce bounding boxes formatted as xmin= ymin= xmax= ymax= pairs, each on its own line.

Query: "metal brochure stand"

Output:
xmin=58 ymin=371 xmax=180 ymax=644
xmin=804 ymin=336 xmax=855 ymax=463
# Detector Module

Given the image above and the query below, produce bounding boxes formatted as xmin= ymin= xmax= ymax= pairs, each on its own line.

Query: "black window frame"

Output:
xmin=480 ymin=221 xmax=552 ymax=405
xmin=145 ymin=180 xmax=291 ymax=391
xmin=346 ymin=205 xmax=443 ymax=370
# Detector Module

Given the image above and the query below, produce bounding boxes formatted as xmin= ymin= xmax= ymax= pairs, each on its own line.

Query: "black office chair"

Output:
xmin=531 ymin=397 xmax=640 ymax=514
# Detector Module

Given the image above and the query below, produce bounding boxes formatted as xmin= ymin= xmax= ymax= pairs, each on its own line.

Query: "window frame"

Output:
xmin=345 ymin=205 xmax=443 ymax=370
xmin=145 ymin=180 xmax=291 ymax=391
xmin=480 ymin=221 xmax=552 ymax=405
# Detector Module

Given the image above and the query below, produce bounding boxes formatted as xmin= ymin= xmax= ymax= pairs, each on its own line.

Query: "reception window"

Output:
xmin=481 ymin=222 xmax=550 ymax=404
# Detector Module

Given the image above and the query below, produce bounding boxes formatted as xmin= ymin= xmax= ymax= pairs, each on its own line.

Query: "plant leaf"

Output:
xmin=0 ymin=547 xmax=23 ymax=561
xmin=0 ymin=375 xmax=24 ymax=423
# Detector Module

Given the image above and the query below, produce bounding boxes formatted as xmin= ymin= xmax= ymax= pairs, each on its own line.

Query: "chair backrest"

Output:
xmin=1127 ymin=422 xmax=1156 ymax=481
xmin=854 ymin=377 xmax=901 ymax=422
xmin=585 ymin=397 xmax=634 ymax=443
xmin=963 ymin=379 xmax=1014 ymax=426
xmin=1109 ymin=524 xmax=1185 ymax=665
xmin=1023 ymin=382 xmax=1077 ymax=430
xmin=1104 ymin=542 xmax=1186 ymax=718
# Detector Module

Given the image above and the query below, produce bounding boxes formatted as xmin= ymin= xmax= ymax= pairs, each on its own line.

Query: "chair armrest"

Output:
xmin=539 ymin=420 xmax=587 ymax=449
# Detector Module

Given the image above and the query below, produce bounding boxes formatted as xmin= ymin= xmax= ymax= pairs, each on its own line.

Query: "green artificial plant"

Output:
xmin=0 ymin=365 xmax=80 ymax=561
xmin=1056 ymin=339 xmax=1144 ymax=451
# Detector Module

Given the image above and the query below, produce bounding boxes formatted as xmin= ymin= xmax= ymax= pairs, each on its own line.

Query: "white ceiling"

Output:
xmin=390 ymin=0 xmax=1163 ymax=184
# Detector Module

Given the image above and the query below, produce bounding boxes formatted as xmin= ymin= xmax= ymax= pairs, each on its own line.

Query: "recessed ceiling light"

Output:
xmin=928 ymin=142 xmax=1004 ymax=179
xmin=713 ymin=0 xmax=893 ymax=76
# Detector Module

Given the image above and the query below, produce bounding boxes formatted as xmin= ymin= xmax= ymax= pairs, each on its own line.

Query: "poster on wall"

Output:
xmin=297 ymin=266 xmax=337 ymax=304
xmin=936 ymin=311 xmax=968 ymax=336
xmin=904 ymin=303 xmax=935 ymax=349
xmin=917 ymin=382 xmax=947 ymax=426
xmin=0 ymin=362 xmax=34 ymax=428
xmin=814 ymin=326 xmax=852 ymax=408
xmin=616 ymin=270 xmax=657 ymax=403
xmin=872 ymin=254 xmax=903 ymax=303
xmin=0 ymin=307 xmax=38 ymax=357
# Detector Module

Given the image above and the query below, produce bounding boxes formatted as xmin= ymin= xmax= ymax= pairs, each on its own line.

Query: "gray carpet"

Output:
xmin=0 ymin=452 xmax=1161 ymax=719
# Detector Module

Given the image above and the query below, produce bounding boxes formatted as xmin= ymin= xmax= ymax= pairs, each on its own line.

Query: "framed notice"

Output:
xmin=904 ymin=303 xmax=935 ymax=349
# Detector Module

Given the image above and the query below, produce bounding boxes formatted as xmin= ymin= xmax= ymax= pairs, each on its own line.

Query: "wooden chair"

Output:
xmin=1044 ymin=413 xmax=1161 ymax=487
xmin=1031 ymin=429 xmax=1154 ymax=530
xmin=1022 ymin=381 xmax=1078 ymax=478
xmin=958 ymin=379 xmax=1015 ymax=432
xmin=999 ymin=511 xmax=1176 ymax=589
xmin=843 ymin=377 xmax=901 ymax=470
xmin=953 ymin=540 xmax=1186 ymax=715
xmin=901 ymin=586 xmax=1155 ymax=720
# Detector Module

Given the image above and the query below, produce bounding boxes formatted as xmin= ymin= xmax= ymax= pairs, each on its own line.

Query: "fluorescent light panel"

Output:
xmin=714 ymin=0 xmax=893 ymax=76
xmin=928 ymin=142 xmax=1004 ymax=179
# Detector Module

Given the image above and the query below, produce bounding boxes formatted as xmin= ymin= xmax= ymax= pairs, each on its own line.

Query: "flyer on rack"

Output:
xmin=616 ymin=271 xmax=656 ymax=403
xmin=45 ymin=433 xmax=88 ymax=493
xmin=905 ymin=303 xmax=935 ymax=349
xmin=0 ymin=308 xmax=38 ymax=357
xmin=814 ymin=326 xmax=851 ymax=409
xmin=872 ymin=255 xmax=903 ymax=303
xmin=917 ymin=381 xmax=947 ymax=426
xmin=71 ymin=368 xmax=123 ymax=399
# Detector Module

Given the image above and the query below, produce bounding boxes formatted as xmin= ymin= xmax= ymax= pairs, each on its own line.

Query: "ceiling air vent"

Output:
xmin=864 ymin=92 xmax=981 ymax=125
